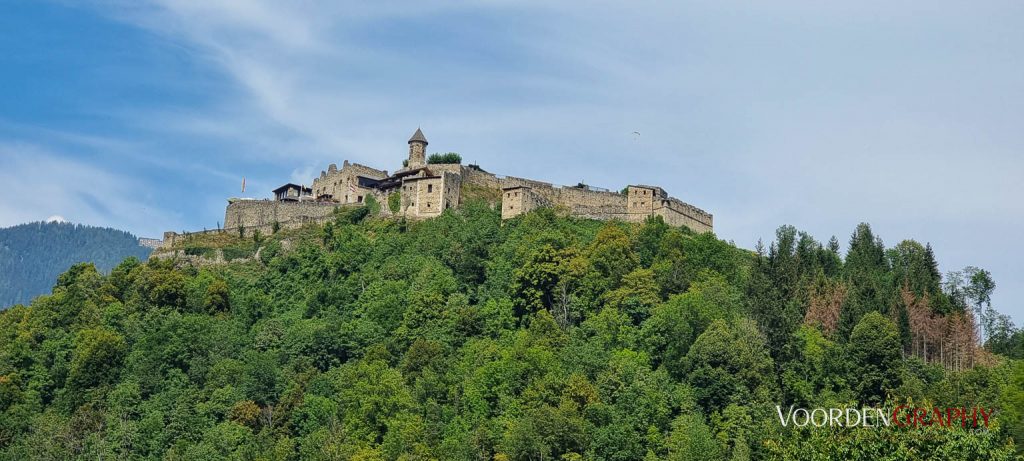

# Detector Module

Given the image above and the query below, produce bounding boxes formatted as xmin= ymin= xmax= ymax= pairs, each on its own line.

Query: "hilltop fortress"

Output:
xmin=163 ymin=129 xmax=712 ymax=246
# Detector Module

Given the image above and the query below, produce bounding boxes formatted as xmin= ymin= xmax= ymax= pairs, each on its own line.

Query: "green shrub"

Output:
xmin=388 ymin=192 xmax=401 ymax=213
xmin=259 ymin=240 xmax=282 ymax=265
xmin=222 ymin=242 xmax=257 ymax=261
xmin=184 ymin=246 xmax=215 ymax=258
xmin=427 ymin=152 xmax=461 ymax=164
xmin=364 ymin=195 xmax=381 ymax=216
xmin=335 ymin=205 xmax=370 ymax=224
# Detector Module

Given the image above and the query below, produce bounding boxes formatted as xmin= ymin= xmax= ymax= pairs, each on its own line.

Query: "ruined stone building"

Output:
xmin=163 ymin=128 xmax=712 ymax=246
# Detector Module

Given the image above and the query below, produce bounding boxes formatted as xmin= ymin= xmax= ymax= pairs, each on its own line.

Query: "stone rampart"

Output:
xmin=658 ymin=198 xmax=713 ymax=232
xmin=503 ymin=182 xmax=631 ymax=221
xmin=346 ymin=162 xmax=388 ymax=178
xmin=460 ymin=166 xmax=503 ymax=190
xmin=224 ymin=199 xmax=341 ymax=231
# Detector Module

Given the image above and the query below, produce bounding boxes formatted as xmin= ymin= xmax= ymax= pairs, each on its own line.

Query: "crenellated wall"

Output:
xmin=460 ymin=166 xmax=502 ymax=190
xmin=499 ymin=180 xmax=712 ymax=232
xmin=224 ymin=199 xmax=342 ymax=232
xmin=312 ymin=160 xmax=388 ymax=203
xmin=657 ymin=198 xmax=713 ymax=233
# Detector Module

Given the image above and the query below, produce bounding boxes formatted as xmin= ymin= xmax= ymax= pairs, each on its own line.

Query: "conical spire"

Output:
xmin=408 ymin=127 xmax=428 ymax=145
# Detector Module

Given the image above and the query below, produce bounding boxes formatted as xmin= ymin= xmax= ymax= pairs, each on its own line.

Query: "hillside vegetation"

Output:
xmin=0 ymin=202 xmax=1022 ymax=460
xmin=0 ymin=221 xmax=152 ymax=308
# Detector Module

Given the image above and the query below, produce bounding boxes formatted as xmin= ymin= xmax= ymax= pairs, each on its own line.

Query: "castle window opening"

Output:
xmin=428 ymin=184 xmax=433 ymax=193
xmin=358 ymin=196 xmax=363 ymax=203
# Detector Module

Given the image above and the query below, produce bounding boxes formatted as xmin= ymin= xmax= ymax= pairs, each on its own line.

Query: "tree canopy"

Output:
xmin=0 ymin=208 xmax=1020 ymax=460
xmin=426 ymin=152 xmax=462 ymax=165
xmin=0 ymin=221 xmax=152 ymax=308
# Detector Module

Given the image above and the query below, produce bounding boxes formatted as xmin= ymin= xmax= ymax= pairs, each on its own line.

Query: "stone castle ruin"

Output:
xmin=163 ymin=128 xmax=712 ymax=246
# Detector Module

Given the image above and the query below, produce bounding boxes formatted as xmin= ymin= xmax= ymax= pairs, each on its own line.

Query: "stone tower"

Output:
xmin=407 ymin=128 xmax=428 ymax=169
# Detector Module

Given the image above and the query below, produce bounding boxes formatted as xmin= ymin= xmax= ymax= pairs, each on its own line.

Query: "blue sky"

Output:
xmin=0 ymin=1 xmax=1021 ymax=324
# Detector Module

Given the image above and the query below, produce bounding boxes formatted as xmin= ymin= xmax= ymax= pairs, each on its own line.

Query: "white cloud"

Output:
xmin=0 ymin=142 xmax=177 ymax=237
xmin=289 ymin=166 xmax=317 ymax=187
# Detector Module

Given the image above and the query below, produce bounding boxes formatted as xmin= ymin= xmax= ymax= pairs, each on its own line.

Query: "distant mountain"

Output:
xmin=0 ymin=221 xmax=152 ymax=308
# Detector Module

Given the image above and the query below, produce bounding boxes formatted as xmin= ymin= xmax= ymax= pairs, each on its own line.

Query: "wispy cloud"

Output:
xmin=0 ymin=142 xmax=177 ymax=237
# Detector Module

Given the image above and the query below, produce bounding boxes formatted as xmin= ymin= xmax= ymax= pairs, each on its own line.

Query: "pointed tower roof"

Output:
xmin=408 ymin=128 xmax=428 ymax=145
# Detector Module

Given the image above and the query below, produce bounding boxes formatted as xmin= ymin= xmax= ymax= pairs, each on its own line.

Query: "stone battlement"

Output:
xmin=162 ymin=199 xmax=349 ymax=248
xmin=224 ymin=199 xmax=344 ymax=234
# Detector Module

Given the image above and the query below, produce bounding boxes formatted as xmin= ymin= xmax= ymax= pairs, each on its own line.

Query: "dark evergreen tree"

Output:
xmin=0 ymin=221 xmax=151 ymax=308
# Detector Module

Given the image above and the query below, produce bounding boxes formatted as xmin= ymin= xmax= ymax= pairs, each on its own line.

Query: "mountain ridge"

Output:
xmin=0 ymin=221 xmax=152 ymax=308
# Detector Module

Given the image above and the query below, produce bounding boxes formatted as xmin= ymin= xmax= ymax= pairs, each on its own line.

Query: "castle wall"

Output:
xmin=550 ymin=187 xmax=626 ymax=210
xmin=502 ymin=182 xmax=629 ymax=220
xmin=499 ymin=182 xmax=712 ymax=232
xmin=224 ymin=199 xmax=341 ymax=232
xmin=138 ymin=238 xmax=164 ymax=250
xmin=401 ymin=171 xmax=461 ymax=219
xmin=501 ymin=186 xmax=553 ymax=219
xmin=655 ymin=199 xmax=714 ymax=233
xmin=162 ymin=228 xmax=231 ymax=248
xmin=441 ymin=172 xmax=461 ymax=213
xmin=413 ymin=177 xmax=443 ymax=217
xmin=343 ymin=161 xmax=388 ymax=179
xmin=499 ymin=175 xmax=556 ymax=190
xmin=162 ymin=206 xmax=340 ymax=248
xmin=459 ymin=166 xmax=502 ymax=190
xmin=425 ymin=163 xmax=462 ymax=176
xmin=312 ymin=160 xmax=388 ymax=202
xmin=399 ymin=181 xmax=415 ymax=214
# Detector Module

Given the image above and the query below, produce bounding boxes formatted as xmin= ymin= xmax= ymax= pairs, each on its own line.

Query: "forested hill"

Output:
xmin=0 ymin=221 xmax=152 ymax=308
xmin=0 ymin=202 xmax=1022 ymax=459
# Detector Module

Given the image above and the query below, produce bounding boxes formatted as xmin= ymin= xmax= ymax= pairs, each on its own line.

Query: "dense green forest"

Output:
xmin=0 ymin=221 xmax=152 ymax=309
xmin=0 ymin=202 xmax=1022 ymax=460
